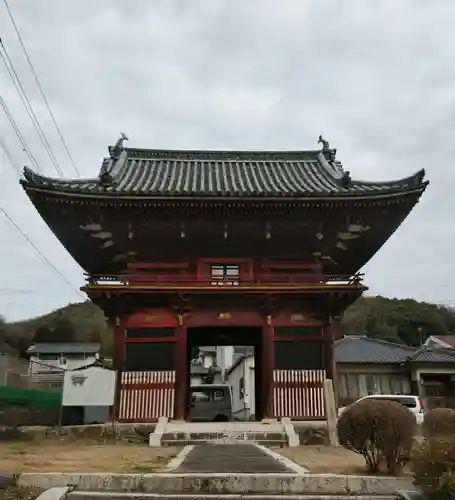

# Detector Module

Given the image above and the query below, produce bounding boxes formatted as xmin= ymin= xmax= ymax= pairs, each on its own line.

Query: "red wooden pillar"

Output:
xmin=112 ymin=316 xmax=125 ymax=421
xmin=262 ymin=316 xmax=274 ymax=419
xmin=174 ymin=316 xmax=187 ymax=421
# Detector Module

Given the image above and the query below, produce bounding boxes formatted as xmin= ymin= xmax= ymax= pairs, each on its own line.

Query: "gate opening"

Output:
xmin=186 ymin=326 xmax=263 ymax=421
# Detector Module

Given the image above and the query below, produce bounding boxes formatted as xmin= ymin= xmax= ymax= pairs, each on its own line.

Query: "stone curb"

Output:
xmin=18 ymin=472 xmax=414 ymax=495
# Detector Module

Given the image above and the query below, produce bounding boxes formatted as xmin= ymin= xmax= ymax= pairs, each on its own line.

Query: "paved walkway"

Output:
xmin=173 ymin=444 xmax=292 ymax=473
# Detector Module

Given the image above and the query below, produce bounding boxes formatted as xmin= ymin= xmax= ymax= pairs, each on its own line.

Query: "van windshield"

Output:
xmin=370 ymin=396 xmax=417 ymax=408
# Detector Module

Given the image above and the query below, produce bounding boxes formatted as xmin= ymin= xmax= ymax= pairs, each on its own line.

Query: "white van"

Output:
xmin=338 ymin=394 xmax=424 ymax=424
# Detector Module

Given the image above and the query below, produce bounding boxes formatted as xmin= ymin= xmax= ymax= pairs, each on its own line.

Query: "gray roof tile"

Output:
xmin=27 ymin=342 xmax=100 ymax=354
xmin=409 ymin=346 xmax=455 ymax=363
xmin=335 ymin=336 xmax=455 ymax=365
xmin=335 ymin=336 xmax=417 ymax=364
xmin=21 ymin=147 xmax=428 ymax=199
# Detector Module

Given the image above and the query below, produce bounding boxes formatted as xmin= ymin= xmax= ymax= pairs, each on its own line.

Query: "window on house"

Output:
xmin=366 ymin=375 xmax=375 ymax=395
xmin=211 ymin=264 xmax=240 ymax=286
xmin=346 ymin=374 xmax=359 ymax=398
xmin=239 ymin=376 xmax=245 ymax=399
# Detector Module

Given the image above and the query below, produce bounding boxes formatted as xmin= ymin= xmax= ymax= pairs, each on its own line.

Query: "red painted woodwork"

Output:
xmin=196 ymin=258 xmax=254 ymax=281
xmin=262 ymin=324 xmax=274 ymax=419
xmin=124 ymin=337 xmax=176 ymax=343
xmin=174 ymin=325 xmax=188 ymax=421
xmin=273 ymin=370 xmax=326 ymax=420
xmin=184 ymin=310 xmax=264 ymax=327
xmin=118 ymin=371 xmax=175 ymax=422
xmin=121 ymin=309 xmax=178 ymax=329
xmin=127 ymin=262 xmax=189 ymax=269
xmin=323 ymin=322 xmax=335 ymax=380
xmin=272 ymin=310 xmax=322 ymax=326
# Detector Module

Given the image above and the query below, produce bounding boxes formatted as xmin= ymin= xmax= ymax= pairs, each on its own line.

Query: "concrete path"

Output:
xmin=172 ymin=443 xmax=292 ymax=473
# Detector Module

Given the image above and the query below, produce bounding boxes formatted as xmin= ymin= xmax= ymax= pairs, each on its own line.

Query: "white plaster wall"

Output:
xmin=203 ymin=354 xmax=214 ymax=368
xmin=216 ymin=346 xmax=234 ymax=373
xmin=190 ymin=374 xmax=204 ymax=386
xmin=62 ymin=366 xmax=116 ymax=406
xmin=226 ymin=356 xmax=255 ymax=420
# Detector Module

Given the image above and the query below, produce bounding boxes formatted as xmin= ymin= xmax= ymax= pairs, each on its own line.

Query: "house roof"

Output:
xmin=27 ymin=342 xmax=100 ymax=355
xmin=334 ymin=336 xmax=416 ymax=364
xmin=21 ymin=145 xmax=428 ymax=200
xmin=335 ymin=335 xmax=455 ymax=365
xmin=408 ymin=346 xmax=455 ymax=363
xmin=425 ymin=335 xmax=455 ymax=348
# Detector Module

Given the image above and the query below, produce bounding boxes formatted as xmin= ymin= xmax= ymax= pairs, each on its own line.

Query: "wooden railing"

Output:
xmin=86 ymin=272 xmax=364 ymax=287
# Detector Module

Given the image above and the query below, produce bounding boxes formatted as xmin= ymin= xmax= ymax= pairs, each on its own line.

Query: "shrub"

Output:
xmin=412 ymin=436 xmax=455 ymax=500
xmin=422 ymin=408 xmax=455 ymax=438
xmin=337 ymin=398 xmax=416 ymax=474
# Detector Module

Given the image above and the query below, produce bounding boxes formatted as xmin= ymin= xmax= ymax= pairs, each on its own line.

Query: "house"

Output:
xmin=227 ymin=335 xmax=455 ymax=417
xmin=226 ymin=354 xmax=255 ymax=420
xmin=190 ymin=346 xmax=222 ymax=386
xmin=424 ymin=335 xmax=455 ymax=349
xmin=189 ymin=345 xmax=251 ymax=386
xmin=26 ymin=342 xmax=100 ymax=376
xmin=335 ymin=335 xmax=455 ymax=410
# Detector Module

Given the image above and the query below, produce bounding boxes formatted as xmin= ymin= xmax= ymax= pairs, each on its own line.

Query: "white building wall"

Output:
xmin=216 ymin=346 xmax=234 ymax=374
xmin=226 ymin=356 xmax=255 ymax=420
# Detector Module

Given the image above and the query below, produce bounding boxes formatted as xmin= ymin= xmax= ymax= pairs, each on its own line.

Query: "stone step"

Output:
xmin=161 ymin=439 xmax=288 ymax=447
xmin=162 ymin=432 xmax=288 ymax=441
xmin=68 ymin=492 xmax=400 ymax=500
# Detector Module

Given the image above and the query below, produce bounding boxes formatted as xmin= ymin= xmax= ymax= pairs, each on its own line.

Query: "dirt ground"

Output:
xmin=276 ymin=445 xmax=411 ymax=475
xmin=0 ymin=438 xmax=180 ymax=474
xmin=0 ymin=487 xmax=44 ymax=500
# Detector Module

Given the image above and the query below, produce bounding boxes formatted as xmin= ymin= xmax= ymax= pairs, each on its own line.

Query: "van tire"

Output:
xmin=213 ymin=414 xmax=229 ymax=422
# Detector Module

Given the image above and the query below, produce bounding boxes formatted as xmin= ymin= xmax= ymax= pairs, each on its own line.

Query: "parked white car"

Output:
xmin=338 ymin=394 xmax=425 ymax=425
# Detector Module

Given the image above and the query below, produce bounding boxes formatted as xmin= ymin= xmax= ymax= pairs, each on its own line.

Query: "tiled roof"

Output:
xmin=335 ymin=335 xmax=455 ymax=365
xmin=21 ymin=146 xmax=428 ymax=199
xmin=334 ymin=336 xmax=416 ymax=364
xmin=425 ymin=335 xmax=455 ymax=348
xmin=27 ymin=342 xmax=100 ymax=354
xmin=408 ymin=346 xmax=455 ymax=363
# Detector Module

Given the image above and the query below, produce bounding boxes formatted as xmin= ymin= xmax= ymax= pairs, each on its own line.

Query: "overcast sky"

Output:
xmin=0 ymin=0 xmax=454 ymax=321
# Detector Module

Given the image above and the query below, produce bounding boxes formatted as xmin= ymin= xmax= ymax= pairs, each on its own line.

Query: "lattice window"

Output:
xmin=211 ymin=264 xmax=240 ymax=286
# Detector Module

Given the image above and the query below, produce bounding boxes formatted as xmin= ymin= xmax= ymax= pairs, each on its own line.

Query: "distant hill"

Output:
xmin=0 ymin=301 xmax=111 ymax=357
xmin=1 ymin=295 xmax=455 ymax=357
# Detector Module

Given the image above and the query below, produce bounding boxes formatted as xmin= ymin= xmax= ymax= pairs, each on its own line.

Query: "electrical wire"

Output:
xmin=0 ymin=92 xmax=43 ymax=174
xmin=0 ymin=39 xmax=63 ymax=177
xmin=0 ymin=206 xmax=85 ymax=299
xmin=0 ymin=136 xmax=21 ymax=177
xmin=2 ymin=0 xmax=80 ymax=177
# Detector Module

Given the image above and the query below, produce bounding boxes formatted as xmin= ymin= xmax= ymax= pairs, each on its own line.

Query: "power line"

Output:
xmin=0 ymin=136 xmax=21 ymax=177
xmin=0 ymin=92 xmax=43 ymax=174
xmin=2 ymin=0 xmax=80 ymax=177
xmin=0 ymin=39 xmax=63 ymax=177
xmin=0 ymin=206 xmax=85 ymax=299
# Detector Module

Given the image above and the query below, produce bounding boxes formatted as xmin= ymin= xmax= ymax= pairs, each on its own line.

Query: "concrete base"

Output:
xmin=149 ymin=417 xmax=168 ymax=447
xmin=157 ymin=420 xmax=295 ymax=447
xmin=67 ymin=493 xmax=399 ymax=500
xmin=18 ymin=472 xmax=414 ymax=496
xmin=281 ymin=418 xmax=299 ymax=447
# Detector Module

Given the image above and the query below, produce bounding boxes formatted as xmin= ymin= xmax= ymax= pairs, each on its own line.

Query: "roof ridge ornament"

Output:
xmin=318 ymin=134 xmax=336 ymax=161
xmin=100 ymin=133 xmax=129 ymax=187
xmin=109 ymin=133 xmax=129 ymax=161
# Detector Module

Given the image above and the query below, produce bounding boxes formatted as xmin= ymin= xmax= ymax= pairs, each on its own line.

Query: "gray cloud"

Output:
xmin=0 ymin=0 xmax=454 ymax=319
